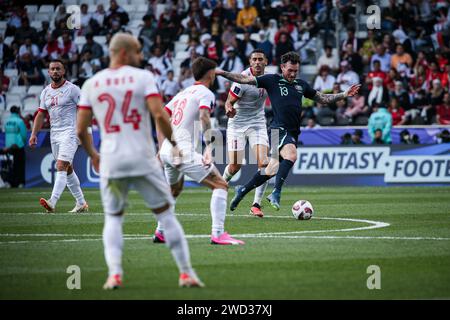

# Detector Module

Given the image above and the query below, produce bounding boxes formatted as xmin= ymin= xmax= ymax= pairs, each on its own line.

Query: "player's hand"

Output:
xmin=225 ymin=104 xmax=236 ymax=118
xmin=91 ymin=152 xmax=100 ymax=173
xmin=29 ymin=135 xmax=37 ymax=148
xmin=171 ymin=145 xmax=183 ymax=168
xmin=202 ymin=145 xmax=212 ymax=166
xmin=345 ymin=84 xmax=361 ymax=97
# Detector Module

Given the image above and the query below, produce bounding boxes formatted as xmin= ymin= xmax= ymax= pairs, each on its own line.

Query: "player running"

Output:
xmin=153 ymin=57 xmax=244 ymax=246
xmin=29 ymin=59 xmax=88 ymax=213
xmin=216 ymin=51 xmax=360 ymax=210
xmin=222 ymin=49 xmax=270 ymax=218
xmin=77 ymin=33 xmax=203 ymax=289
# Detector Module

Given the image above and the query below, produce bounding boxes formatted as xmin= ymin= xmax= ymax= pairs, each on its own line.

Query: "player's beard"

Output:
xmin=51 ymin=75 xmax=63 ymax=84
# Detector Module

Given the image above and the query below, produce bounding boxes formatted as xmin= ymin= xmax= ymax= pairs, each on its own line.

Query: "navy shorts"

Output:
xmin=269 ymin=127 xmax=299 ymax=157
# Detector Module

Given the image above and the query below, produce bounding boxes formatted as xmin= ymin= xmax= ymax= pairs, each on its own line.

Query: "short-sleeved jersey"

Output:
xmin=78 ymin=66 xmax=161 ymax=179
xmin=256 ymin=74 xmax=316 ymax=134
xmin=39 ymin=80 xmax=80 ymax=136
xmin=228 ymin=67 xmax=268 ymax=129
xmin=164 ymin=82 xmax=215 ymax=151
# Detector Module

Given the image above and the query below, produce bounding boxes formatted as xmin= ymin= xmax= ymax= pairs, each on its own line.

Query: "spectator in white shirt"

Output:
xmin=19 ymin=37 xmax=40 ymax=61
xmin=161 ymin=70 xmax=180 ymax=102
xmin=336 ymin=60 xmax=360 ymax=92
xmin=79 ymin=3 xmax=93 ymax=35
xmin=148 ymin=46 xmax=172 ymax=81
xmin=316 ymin=45 xmax=339 ymax=73
xmin=313 ymin=65 xmax=336 ymax=93
xmin=370 ymin=44 xmax=391 ymax=72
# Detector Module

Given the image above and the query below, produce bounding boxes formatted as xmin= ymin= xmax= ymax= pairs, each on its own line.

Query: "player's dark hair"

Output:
xmin=192 ymin=57 xmax=217 ymax=80
xmin=49 ymin=59 xmax=66 ymax=70
xmin=249 ymin=48 xmax=266 ymax=58
xmin=280 ymin=51 xmax=300 ymax=65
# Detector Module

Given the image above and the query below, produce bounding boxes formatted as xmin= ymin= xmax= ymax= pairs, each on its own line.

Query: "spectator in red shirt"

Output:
xmin=389 ymin=97 xmax=405 ymax=125
xmin=426 ymin=61 xmax=446 ymax=89
xmin=366 ymin=60 xmax=387 ymax=90
xmin=436 ymin=93 xmax=450 ymax=125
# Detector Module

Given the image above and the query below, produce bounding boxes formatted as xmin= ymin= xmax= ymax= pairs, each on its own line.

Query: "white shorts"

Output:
xmin=51 ymin=133 xmax=79 ymax=163
xmin=227 ymin=125 xmax=269 ymax=152
xmin=161 ymin=151 xmax=215 ymax=186
xmin=100 ymin=171 xmax=174 ymax=215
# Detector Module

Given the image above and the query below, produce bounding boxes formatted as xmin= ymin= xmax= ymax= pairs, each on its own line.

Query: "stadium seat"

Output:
xmin=155 ymin=4 xmax=166 ymax=18
xmin=317 ymin=116 xmax=335 ymax=126
xmin=23 ymin=97 xmax=38 ymax=112
xmin=129 ymin=20 xmax=143 ymax=29
xmin=0 ymin=21 xmax=7 ymax=30
xmin=174 ymin=41 xmax=188 ymax=53
xmin=250 ymin=33 xmax=260 ymax=42
xmin=175 ymin=51 xmax=190 ymax=60
xmin=84 ymin=0 xmax=96 ymax=6
xmin=64 ymin=0 xmax=79 ymax=5
xmin=0 ymin=111 xmax=11 ymax=128
xmin=356 ymin=31 xmax=368 ymax=39
xmin=93 ymin=36 xmax=106 ymax=45
xmin=178 ymin=34 xmax=189 ymax=44
xmin=9 ymin=86 xmax=27 ymax=98
xmin=25 ymin=5 xmax=38 ymax=14
xmin=6 ymin=98 xmax=22 ymax=110
xmin=27 ymin=86 xmax=44 ymax=96
xmin=4 ymin=69 xmax=18 ymax=79
xmin=4 ymin=37 xmax=13 ymax=46
xmin=353 ymin=115 xmax=369 ymax=126
xmin=133 ymin=0 xmax=147 ymax=4
xmin=74 ymin=37 xmax=87 ymax=46
xmin=265 ymin=65 xmax=278 ymax=74
xmin=335 ymin=115 xmax=351 ymax=126
xmin=136 ymin=4 xmax=148 ymax=13
xmin=39 ymin=5 xmax=55 ymax=13
xmin=123 ymin=4 xmax=136 ymax=13
xmin=116 ymin=0 xmax=129 ymax=7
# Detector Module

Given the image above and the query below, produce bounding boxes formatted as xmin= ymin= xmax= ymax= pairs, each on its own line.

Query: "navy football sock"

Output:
xmin=240 ymin=171 xmax=272 ymax=198
xmin=274 ymin=159 xmax=294 ymax=193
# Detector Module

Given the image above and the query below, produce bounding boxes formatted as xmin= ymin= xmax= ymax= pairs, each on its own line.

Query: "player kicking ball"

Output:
xmin=29 ymin=60 xmax=88 ymax=213
xmin=153 ymin=57 xmax=244 ymax=246
xmin=216 ymin=52 xmax=360 ymax=210
xmin=222 ymin=49 xmax=270 ymax=218
xmin=77 ymin=33 xmax=203 ymax=289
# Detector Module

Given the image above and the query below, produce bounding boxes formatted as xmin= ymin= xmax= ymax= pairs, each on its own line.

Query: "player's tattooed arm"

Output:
xmin=313 ymin=91 xmax=347 ymax=104
xmin=225 ymin=92 xmax=239 ymax=118
xmin=313 ymin=84 xmax=361 ymax=105
xmin=215 ymin=69 xmax=257 ymax=85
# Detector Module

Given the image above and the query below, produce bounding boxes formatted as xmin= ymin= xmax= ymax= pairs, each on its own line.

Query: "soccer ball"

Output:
xmin=292 ymin=200 xmax=314 ymax=220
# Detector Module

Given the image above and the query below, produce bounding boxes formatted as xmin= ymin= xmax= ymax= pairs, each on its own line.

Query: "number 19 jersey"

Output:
xmin=78 ymin=66 xmax=161 ymax=179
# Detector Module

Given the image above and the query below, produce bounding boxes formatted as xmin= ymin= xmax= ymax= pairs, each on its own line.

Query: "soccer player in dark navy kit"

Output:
xmin=216 ymin=51 xmax=361 ymax=210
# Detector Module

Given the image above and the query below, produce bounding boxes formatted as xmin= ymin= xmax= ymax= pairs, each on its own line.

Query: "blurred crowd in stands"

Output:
xmin=1 ymin=0 xmax=450 ymax=136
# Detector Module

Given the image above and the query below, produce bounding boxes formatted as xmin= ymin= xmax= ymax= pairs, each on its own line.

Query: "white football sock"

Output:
xmin=222 ymin=165 xmax=234 ymax=182
xmin=103 ymin=214 xmax=124 ymax=276
xmin=67 ymin=171 xmax=86 ymax=206
xmin=211 ymin=188 xmax=227 ymax=238
xmin=253 ymin=180 xmax=268 ymax=205
xmin=49 ymin=171 xmax=67 ymax=206
xmin=155 ymin=202 xmax=176 ymax=234
xmin=155 ymin=207 xmax=193 ymax=275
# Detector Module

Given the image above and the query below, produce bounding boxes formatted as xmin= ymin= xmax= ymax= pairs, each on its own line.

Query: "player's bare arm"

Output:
xmin=77 ymin=108 xmax=100 ymax=171
xmin=215 ymin=69 xmax=257 ymax=85
xmin=146 ymin=96 xmax=182 ymax=164
xmin=29 ymin=111 xmax=45 ymax=148
xmin=313 ymin=84 xmax=361 ymax=104
xmin=225 ymin=92 xmax=239 ymax=118
xmin=200 ymin=108 xmax=213 ymax=165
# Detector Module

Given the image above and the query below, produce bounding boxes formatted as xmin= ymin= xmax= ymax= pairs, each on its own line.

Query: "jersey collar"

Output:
xmin=51 ymin=79 xmax=66 ymax=89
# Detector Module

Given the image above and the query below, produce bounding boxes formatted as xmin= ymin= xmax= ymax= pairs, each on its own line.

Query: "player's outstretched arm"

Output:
xmin=215 ymin=69 xmax=257 ymax=85
xmin=29 ymin=111 xmax=45 ymax=148
xmin=77 ymin=108 xmax=100 ymax=171
xmin=199 ymin=108 xmax=213 ymax=165
xmin=313 ymin=84 xmax=361 ymax=104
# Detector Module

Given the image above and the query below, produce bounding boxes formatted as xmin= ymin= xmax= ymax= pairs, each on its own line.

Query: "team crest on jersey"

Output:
xmin=295 ymin=85 xmax=303 ymax=93
xmin=233 ymin=87 xmax=241 ymax=95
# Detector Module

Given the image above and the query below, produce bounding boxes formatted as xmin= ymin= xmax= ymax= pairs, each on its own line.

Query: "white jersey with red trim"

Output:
xmin=78 ymin=65 xmax=161 ymax=179
xmin=228 ymin=68 xmax=268 ymax=130
xmin=164 ymin=82 xmax=215 ymax=151
xmin=39 ymin=80 xmax=80 ymax=137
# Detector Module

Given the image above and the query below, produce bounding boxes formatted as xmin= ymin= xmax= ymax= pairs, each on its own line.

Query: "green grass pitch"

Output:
xmin=0 ymin=186 xmax=449 ymax=300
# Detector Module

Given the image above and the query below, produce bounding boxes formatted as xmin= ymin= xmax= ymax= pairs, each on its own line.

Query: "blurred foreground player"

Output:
xmin=77 ymin=33 xmax=204 ymax=289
